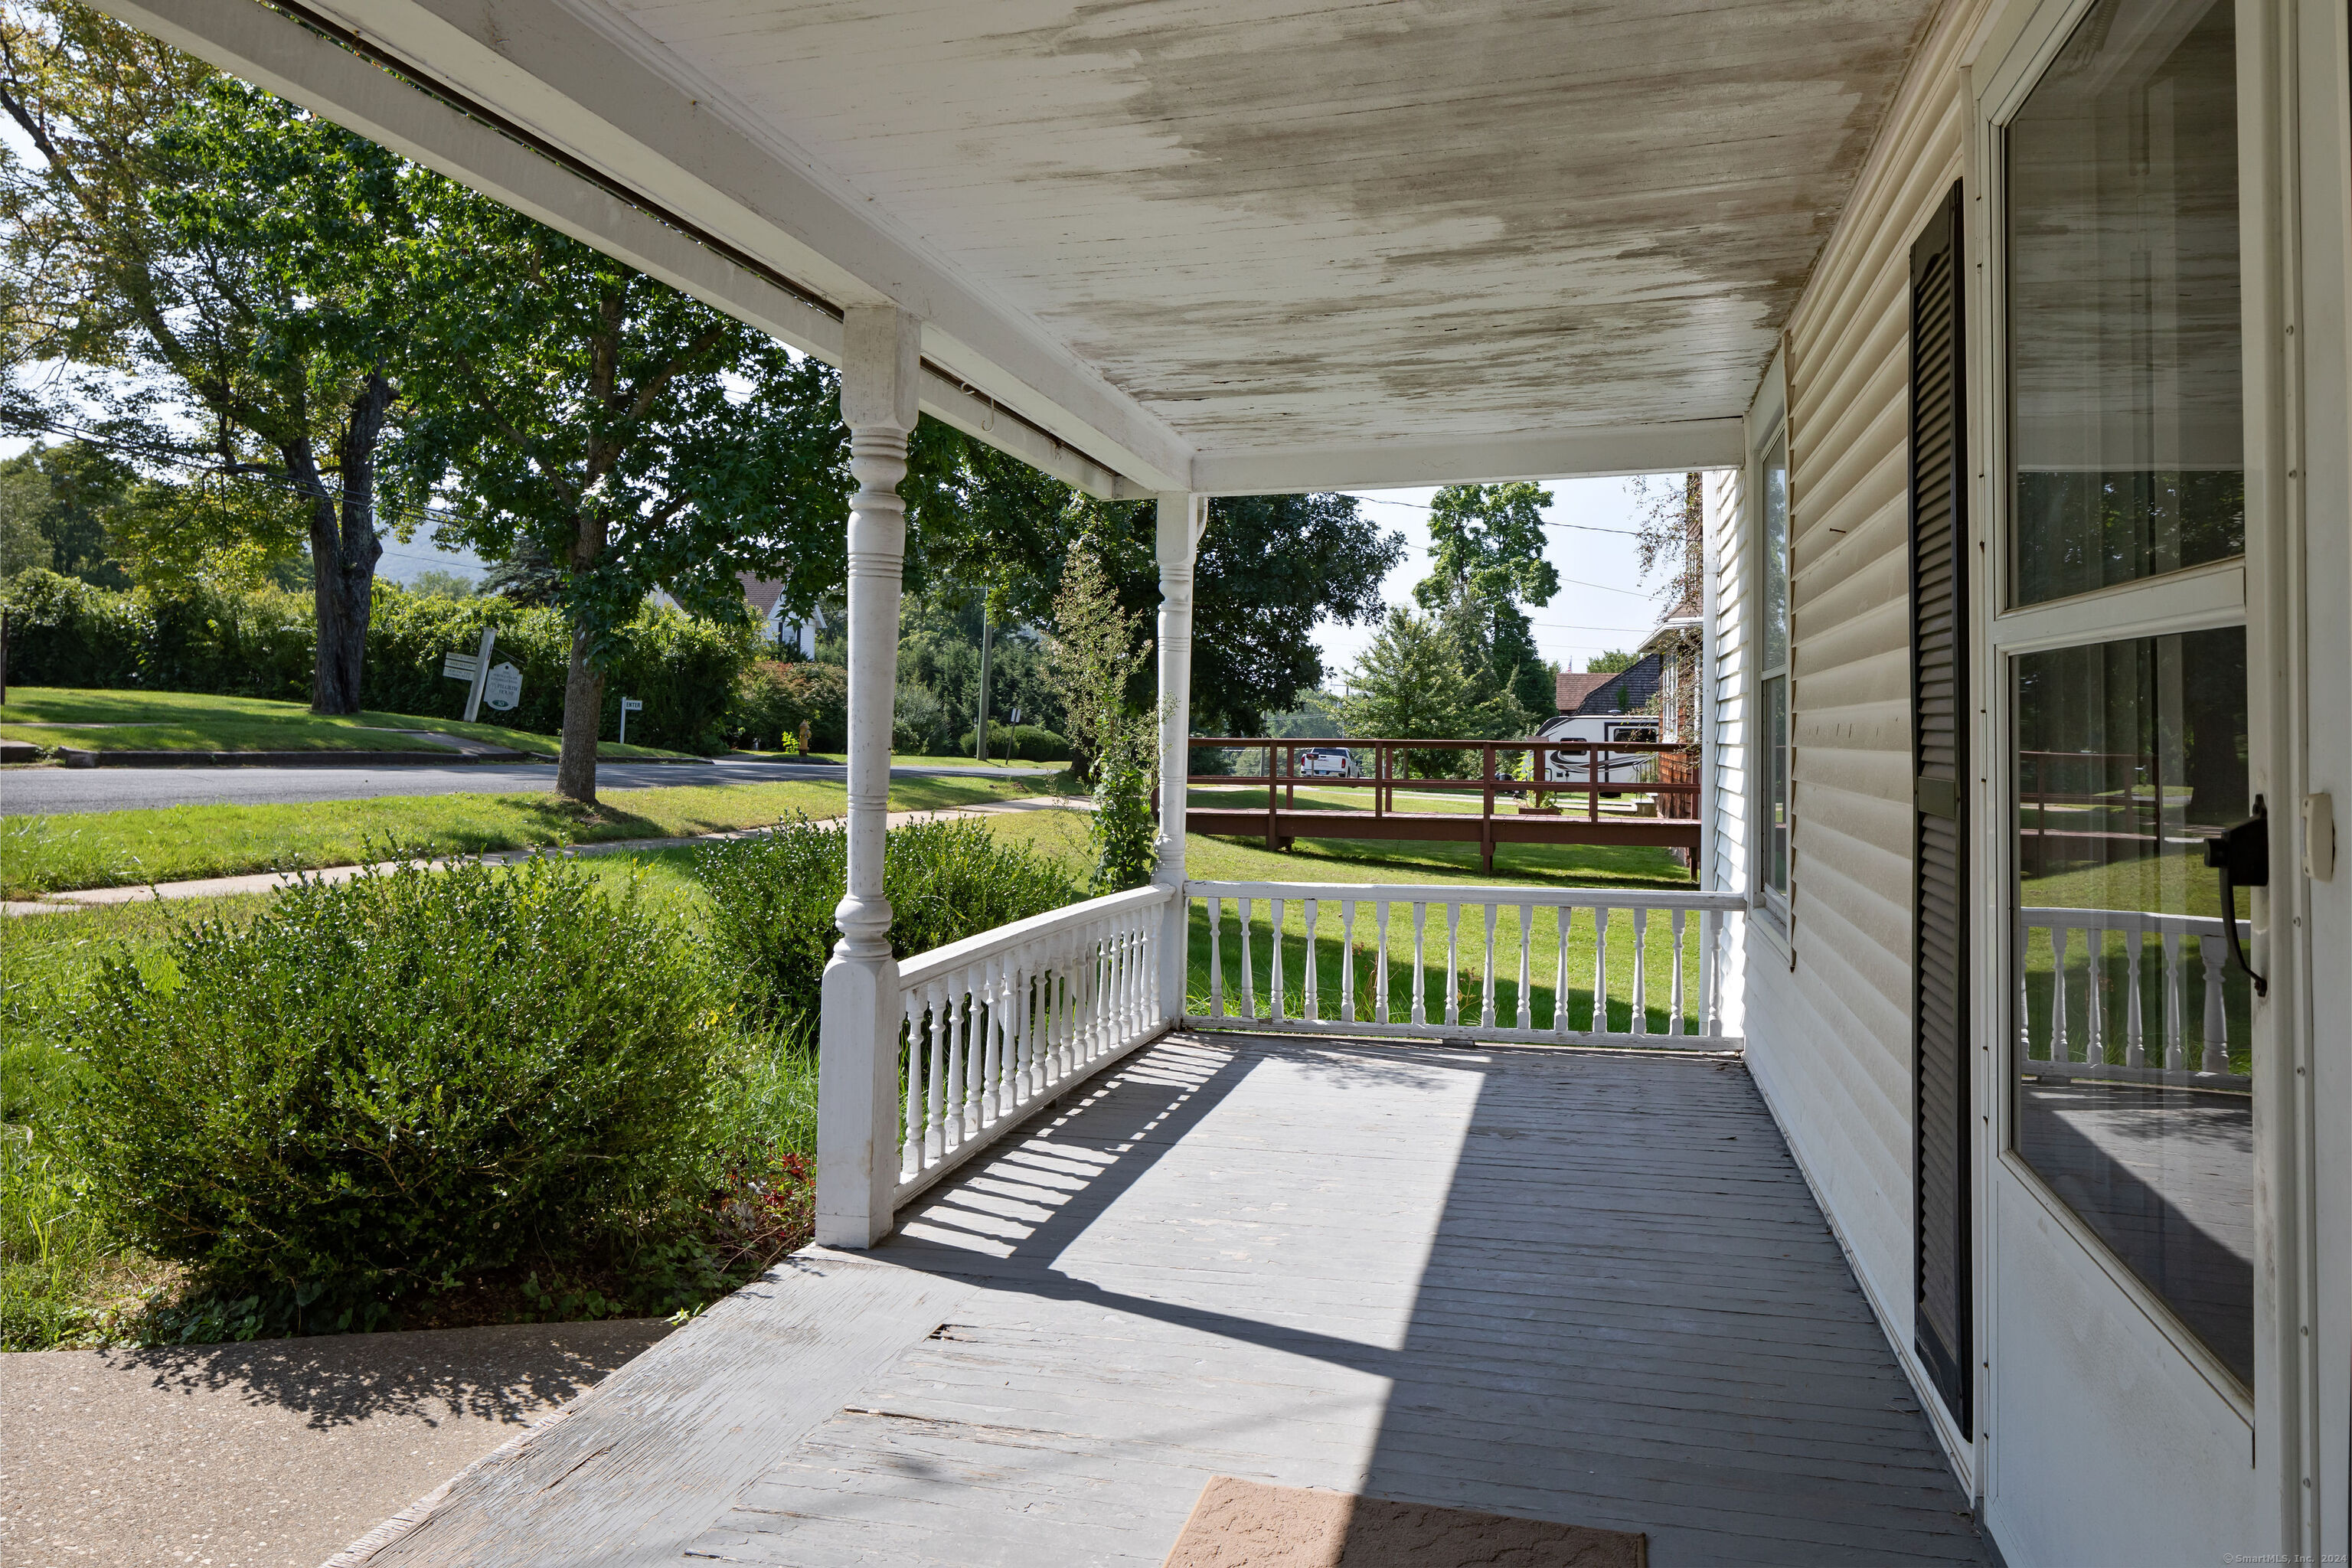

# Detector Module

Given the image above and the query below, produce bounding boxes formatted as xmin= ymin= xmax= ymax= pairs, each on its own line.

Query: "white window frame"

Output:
xmin=1751 ymin=407 xmax=1793 ymax=935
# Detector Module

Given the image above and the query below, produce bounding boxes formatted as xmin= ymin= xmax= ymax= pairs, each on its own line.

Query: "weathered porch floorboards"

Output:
xmin=373 ymin=1034 xmax=1994 ymax=1567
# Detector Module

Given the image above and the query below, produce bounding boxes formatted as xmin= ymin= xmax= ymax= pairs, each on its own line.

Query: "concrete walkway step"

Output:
xmin=7 ymin=1318 xmax=674 ymax=1568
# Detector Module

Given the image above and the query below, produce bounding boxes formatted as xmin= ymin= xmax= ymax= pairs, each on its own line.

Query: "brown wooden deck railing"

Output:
xmin=1180 ymin=737 xmax=1703 ymax=871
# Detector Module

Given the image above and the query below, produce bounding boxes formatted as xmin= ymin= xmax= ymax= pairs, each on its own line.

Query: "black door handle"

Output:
xmin=2203 ymin=796 xmax=2267 ymax=998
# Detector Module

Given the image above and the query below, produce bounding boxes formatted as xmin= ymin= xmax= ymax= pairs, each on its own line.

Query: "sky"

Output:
xmin=1318 ymin=477 xmax=1675 ymax=684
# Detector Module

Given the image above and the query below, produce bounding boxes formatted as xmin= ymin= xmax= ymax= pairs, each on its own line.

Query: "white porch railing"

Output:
xmin=892 ymin=883 xmax=1175 ymax=1204
xmin=2015 ymin=906 xmax=2250 ymax=1092
xmin=1184 ymin=880 xmax=1744 ymax=1048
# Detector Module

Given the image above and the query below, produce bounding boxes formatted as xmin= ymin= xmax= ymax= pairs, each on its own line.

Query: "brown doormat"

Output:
xmin=1161 ymin=1475 xmax=1648 ymax=1567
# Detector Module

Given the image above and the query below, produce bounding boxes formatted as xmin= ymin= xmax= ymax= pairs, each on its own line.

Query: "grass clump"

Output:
xmin=63 ymin=857 xmax=715 ymax=1318
xmin=698 ymin=815 xmax=1078 ymax=1034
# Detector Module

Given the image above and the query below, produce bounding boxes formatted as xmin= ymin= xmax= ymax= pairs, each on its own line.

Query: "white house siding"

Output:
xmin=1705 ymin=466 xmax=1751 ymax=1039
xmin=1735 ymin=0 xmax=1991 ymax=1438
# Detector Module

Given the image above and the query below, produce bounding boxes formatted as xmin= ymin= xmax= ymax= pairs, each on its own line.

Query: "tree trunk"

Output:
xmin=554 ymin=505 xmax=609 ymax=804
xmin=295 ymin=372 xmax=394 ymax=715
xmin=556 ymin=620 xmax=604 ymax=803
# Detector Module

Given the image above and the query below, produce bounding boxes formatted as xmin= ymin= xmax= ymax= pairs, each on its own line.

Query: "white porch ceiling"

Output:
xmin=103 ymin=0 xmax=1939 ymax=494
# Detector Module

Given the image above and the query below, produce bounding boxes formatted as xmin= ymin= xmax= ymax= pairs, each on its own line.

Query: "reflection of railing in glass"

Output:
xmin=2015 ymin=748 xmax=2220 ymax=877
xmin=2016 ymin=906 xmax=2248 ymax=1090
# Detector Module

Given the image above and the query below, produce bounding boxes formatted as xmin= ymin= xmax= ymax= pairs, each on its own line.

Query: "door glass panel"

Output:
xmin=1763 ymin=674 xmax=1789 ymax=897
xmin=2007 ymin=0 xmax=2243 ymax=607
xmin=1761 ymin=432 xmax=1789 ymax=671
xmin=2011 ymin=626 xmax=2252 ymax=1384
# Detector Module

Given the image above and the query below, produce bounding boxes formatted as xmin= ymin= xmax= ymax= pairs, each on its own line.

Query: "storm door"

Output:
xmin=1983 ymin=0 xmax=2262 ymax=1560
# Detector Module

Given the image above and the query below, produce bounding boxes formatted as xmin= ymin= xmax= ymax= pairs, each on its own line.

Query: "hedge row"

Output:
xmin=955 ymin=720 xmax=1072 ymax=762
xmin=0 ymin=570 xmax=756 ymax=754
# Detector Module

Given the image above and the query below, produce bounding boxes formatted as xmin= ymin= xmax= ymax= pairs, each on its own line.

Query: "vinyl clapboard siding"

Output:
xmin=1706 ymin=466 xmax=1750 ymax=1036
xmin=1738 ymin=0 xmax=1990 ymax=1399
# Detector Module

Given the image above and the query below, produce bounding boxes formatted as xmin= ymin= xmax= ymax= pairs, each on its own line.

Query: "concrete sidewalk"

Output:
xmin=4 ymin=795 xmax=1089 ymax=915
xmin=0 ymin=1319 xmax=673 ymax=1568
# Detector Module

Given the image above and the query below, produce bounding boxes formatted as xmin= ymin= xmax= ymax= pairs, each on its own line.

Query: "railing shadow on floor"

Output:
xmin=873 ymin=1031 xmax=1993 ymax=1566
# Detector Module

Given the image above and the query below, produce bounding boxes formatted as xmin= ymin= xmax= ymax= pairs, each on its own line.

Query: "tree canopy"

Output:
xmin=0 ymin=440 xmax=132 ymax=586
xmin=1413 ymin=482 xmax=1557 ymax=720
xmin=2 ymin=8 xmax=425 ymax=707
xmin=889 ymin=440 xmax=1401 ymax=738
xmin=2 ymin=4 xmax=1406 ymax=772
xmin=397 ymin=187 xmax=850 ymax=800
xmin=1341 ymin=606 xmax=1524 ymax=776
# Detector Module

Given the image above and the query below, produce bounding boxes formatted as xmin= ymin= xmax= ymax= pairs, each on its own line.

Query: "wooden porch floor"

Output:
xmin=368 ymin=1034 xmax=1995 ymax=1567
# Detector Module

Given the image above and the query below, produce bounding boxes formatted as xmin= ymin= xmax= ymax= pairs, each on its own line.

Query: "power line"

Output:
xmin=1553 ymin=576 xmax=1654 ymax=599
xmin=1344 ymin=492 xmax=1645 ymax=537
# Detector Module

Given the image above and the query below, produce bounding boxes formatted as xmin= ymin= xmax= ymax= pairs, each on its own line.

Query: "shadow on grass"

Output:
xmin=1206 ymin=833 xmax=1696 ymax=891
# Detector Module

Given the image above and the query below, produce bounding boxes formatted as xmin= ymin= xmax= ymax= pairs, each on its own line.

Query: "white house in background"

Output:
xmin=737 ymin=572 xmax=825 ymax=657
xmin=1535 ymin=615 xmax=1701 ymax=782
xmin=100 ymin=1 xmax=2352 ymax=1563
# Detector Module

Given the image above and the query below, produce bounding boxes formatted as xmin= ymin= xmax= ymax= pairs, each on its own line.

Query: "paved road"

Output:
xmin=0 ymin=757 xmax=1050 ymax=816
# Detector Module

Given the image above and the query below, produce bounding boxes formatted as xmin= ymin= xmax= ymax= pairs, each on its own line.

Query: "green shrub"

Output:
xmin=142 ymin=582 xmax=315 ymax=698
xmin=891 ymin=681 xmax=952 ymax=755
xmin=956 ymin=721 xmax=1072 ymax=762
xmin=0 ymin=573 xmax=755 ymax=753
xmin=725 ymin=659 xmax=847 ymax=751
xmin=361 ymin=588 xmax=753 ymax=754
xmin=1089 ymin=727 xmax=1159 ymax=893
xmin=697 ymin=815 xmax=1077 ymax=1034
xmin=64 ymin=857 xmax=716 ymax=1305
xmin=0 ymin=568 xmax=162 ymax=689
xmin=1014 ymin=725 xmax=1072 ymax=762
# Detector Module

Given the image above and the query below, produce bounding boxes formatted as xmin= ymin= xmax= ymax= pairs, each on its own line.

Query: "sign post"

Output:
xmin=439 ymin=626 xmax=498 ymax=723
xmin=619 ymin=695 xmax=643 ymax=746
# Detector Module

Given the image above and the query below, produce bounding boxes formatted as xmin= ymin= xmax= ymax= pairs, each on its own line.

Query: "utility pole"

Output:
xmin=975 ymin=605 xmax=993 ymax=763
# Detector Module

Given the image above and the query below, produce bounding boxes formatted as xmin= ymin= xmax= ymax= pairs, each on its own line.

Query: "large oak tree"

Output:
xmin=397 ymin=184 xmax=847 ymax=802
xmin=2 ymin=5 xmax=418 ymax=709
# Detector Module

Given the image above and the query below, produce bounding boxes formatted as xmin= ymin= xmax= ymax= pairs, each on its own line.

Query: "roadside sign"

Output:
xmin=618 ymin=694 xmax=643 ymax=745
xmin=482 ymin=662 xmax=522 ymax=712
xmin=441 ymin=626 xmax=498 ymax=722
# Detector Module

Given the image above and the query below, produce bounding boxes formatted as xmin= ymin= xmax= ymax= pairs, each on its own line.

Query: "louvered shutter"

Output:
xmin=1909 ymin=179 xmax=1971 ymax=1435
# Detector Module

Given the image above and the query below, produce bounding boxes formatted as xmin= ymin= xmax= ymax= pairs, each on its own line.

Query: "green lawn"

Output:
xmin=0 ymin=687 xmax=698 ymax=761
xmin=0 ymin=774 xmax=1033 ymax=897
xmin=738 ymin=748 xmax=1067 ymax=773
xmin=971 ymin=812 xmax=1711 ymax=1035
xmin=1187 ymin=782 xmax=1669 ymax=820
xmin=0 ymin=808 xmax=1710 ymax=1347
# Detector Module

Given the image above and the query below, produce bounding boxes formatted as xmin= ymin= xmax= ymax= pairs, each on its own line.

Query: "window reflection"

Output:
xmin=1761 ymin=434 xmax=1788 ymax=671
xmin=1759 ymin=433 xmax=1790 ymax=905
xmin=2011 ymin=628 xmax=2251 ymax=1383
xmin=2007 ymin=0 xmax=2243 ymax=606
xmin=1764 ymin=677 xmax=1788 ymax=895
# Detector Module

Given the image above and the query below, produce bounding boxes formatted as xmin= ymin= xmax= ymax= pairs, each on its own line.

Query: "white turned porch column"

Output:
xmin=815 ymin=305 xmax=922 ymax=1250
xmin=1154 ymin=493 xmax=1206 ymax=1019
